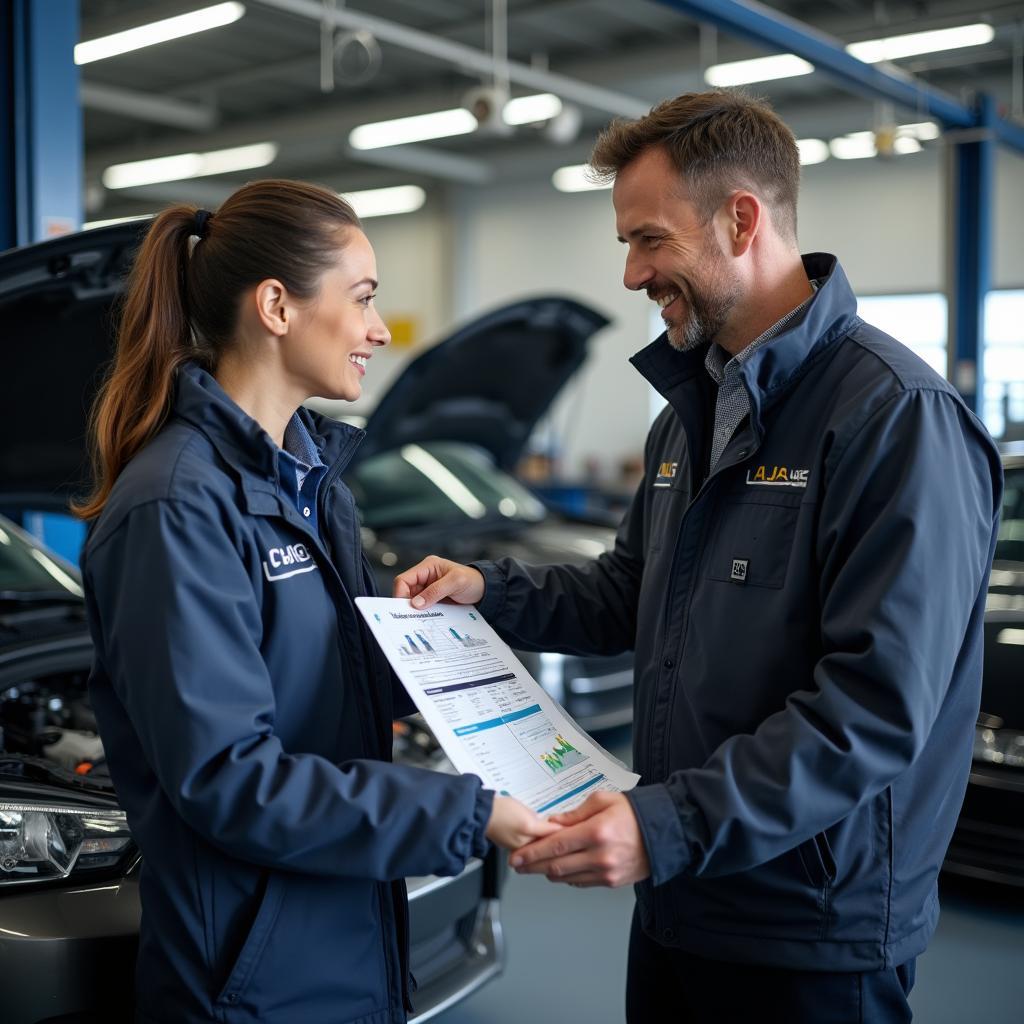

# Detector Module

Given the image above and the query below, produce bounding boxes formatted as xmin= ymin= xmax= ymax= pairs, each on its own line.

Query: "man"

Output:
xmin=395 ymin=91 xmax=1002 ymax=1023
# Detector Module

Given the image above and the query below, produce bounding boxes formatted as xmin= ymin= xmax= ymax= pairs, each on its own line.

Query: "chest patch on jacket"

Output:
xmin=746 ymin=465 xmax=809 ymax=488
xmin=262 ymin=543 xmax=318 ymax=581
xmin=653 ymin=460 xmax=679 ymax=488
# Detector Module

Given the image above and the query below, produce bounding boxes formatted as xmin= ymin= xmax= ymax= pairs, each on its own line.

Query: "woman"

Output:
xmin=75 ymin=179 xmax=555 ymax=1024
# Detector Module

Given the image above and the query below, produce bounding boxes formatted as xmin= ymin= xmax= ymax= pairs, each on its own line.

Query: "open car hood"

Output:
xmin=358 ymin=296 xmax=611 ymax=470
xmin=0 ymin=223 xmax=146 ymax=508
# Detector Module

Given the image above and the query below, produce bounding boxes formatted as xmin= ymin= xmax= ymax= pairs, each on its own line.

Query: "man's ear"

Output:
xmin=254 ymin=278 xmax=290 ymax=337
xmin=725 ymin=191 xmax=762 ymax=257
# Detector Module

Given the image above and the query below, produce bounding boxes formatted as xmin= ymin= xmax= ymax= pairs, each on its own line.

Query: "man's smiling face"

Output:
xmin=613 ymin=145 xmax=742 ymax=351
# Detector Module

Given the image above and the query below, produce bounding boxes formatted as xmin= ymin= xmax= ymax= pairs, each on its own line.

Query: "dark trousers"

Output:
xmin=626 ymin=907 xmax=916 ymax=1024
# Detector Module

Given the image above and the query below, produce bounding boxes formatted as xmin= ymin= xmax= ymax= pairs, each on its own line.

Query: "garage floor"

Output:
xmin=441 ymin=730 xmax=1024 ymax=1024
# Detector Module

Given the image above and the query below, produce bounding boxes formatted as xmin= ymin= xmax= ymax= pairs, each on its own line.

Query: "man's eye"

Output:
xmin=643 ymin=235 xmax=661 ymax=246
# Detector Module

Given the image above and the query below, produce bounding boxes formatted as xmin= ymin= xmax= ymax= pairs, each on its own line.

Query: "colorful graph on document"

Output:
xmin=539 ymin=735 xmax=586 ymax=775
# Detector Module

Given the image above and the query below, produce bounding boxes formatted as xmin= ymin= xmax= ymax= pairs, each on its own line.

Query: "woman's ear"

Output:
xmin=254 ymin=278 xmax=290 ymax=337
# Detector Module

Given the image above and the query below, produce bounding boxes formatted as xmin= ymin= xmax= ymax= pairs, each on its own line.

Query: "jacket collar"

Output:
xmin=173 ymin=363 xmax=366 ymax=495
xmin=630 ymin=253 xmax=858 ymax=432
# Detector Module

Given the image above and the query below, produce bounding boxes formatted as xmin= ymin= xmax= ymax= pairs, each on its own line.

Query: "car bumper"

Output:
xmin=1 ymin=855 xmax=504 ymax=1024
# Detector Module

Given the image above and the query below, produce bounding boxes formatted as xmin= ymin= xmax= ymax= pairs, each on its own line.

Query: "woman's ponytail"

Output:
xmin=72 ymin=207 xmax=201 ymax=520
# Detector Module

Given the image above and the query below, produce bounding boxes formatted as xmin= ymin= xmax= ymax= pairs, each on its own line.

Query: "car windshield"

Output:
xmin=346 ymin=441 xmax=547 ymax=531
xmin=0 ymin=517 xmax=83 ymax=599
xmin=997 ymin=466 xmax=1024 ymax=564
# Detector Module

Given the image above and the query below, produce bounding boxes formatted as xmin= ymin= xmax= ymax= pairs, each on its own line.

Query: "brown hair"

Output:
xmin=73 ymin=179 xmax=361 ymax=520
xmin=590 ymin=90 xmax=801 ymax=241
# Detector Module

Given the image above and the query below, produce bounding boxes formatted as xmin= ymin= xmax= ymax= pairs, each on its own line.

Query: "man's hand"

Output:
xmin=509 ymin=791 xmax=651 ymax=888
xmin=393 ymin=556 xmax=485 ymax=609
xmin=485 ymin=795 xmax=562 ymax=850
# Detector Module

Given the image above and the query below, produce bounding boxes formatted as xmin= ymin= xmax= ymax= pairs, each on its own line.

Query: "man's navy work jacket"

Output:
xmin=475 ymin=254 xmax=1002 ymax=971
xmin=82 ymin=364 xmax=493 ymax=1024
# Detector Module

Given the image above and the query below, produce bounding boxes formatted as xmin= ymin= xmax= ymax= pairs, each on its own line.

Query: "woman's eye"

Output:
xmin=360 ymin=293 xmax=376 ymax=307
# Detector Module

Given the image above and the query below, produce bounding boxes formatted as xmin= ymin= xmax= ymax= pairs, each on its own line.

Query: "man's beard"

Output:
xmin=665 ymin=245 xmax=741 ymax=352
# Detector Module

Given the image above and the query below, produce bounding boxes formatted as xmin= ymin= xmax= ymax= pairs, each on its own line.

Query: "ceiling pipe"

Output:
xmin=252 ymin=0 xmax=649 ymax=117
xmin=81 ymin=81 xmax=218 ymax=131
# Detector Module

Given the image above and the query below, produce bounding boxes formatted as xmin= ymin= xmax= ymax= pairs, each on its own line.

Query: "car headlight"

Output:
xmin=974 ymin=726 xmax=1024 ymax=768
xmin=0 ymin=802 xmax=132 ymax=885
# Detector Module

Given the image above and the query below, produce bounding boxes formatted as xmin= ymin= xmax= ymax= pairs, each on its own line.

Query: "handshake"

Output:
xmin=394 ymin=555 xmax=651 ymax=890
xmin=484 ymin=789 xmax=650 ymax=889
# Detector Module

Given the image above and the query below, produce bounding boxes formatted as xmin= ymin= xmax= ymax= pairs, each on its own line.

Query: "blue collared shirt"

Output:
xmin=277 ymin=413 xmax=328 ymax=534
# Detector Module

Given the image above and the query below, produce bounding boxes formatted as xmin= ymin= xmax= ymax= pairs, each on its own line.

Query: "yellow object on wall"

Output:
xmin=385 ymin=316 xmax=419 ymax=348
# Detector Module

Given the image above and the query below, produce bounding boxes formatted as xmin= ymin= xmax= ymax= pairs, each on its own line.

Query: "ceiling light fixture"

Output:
xmin=703 ymin=22 xmax=994 ymax=87
xmin=102 ymin=142 xmax=278 ymax=189
xmin=796 ymin=139 xmax=829 ymax=165
xmin=551 ymin=164 xmax=611 ymax=193
xmin=503 ymin=93 xmax=563 ymax=125
xmin=349 ymin=109 xmax=477 ymax=150
xmin=705 ymin=53 xmax=814 ymax=87
xmin=343 ymin=185 xmax=426 ymax=218
xmin=829 ymin=132 xmax=876 ymax=160
xmin=846 ymin=23 xmax=995 ymax=64
xmin=75 ymin=2 xmax=245 ymax=65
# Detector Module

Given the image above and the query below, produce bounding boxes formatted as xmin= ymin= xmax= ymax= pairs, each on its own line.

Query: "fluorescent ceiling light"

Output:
xmin=75 ymin=2 xmax=245 ymax=65
xmin=796 ymin=139 xmax=829 ymax=165
xmin=847 ymin=23 xmax=995 ymax=64
xmin=552 ymin=164 xmax=611 ymax=193
xmin=344 ymin=185 xmax=426 ymax=218
xmin=997 ymin=628 xmax=1024 ymax=646
xmin=703 ymin=22 xmax=993 ymax=87
xmin=901 ymin=121 xmax=941 ymax=141
xmin=891 ymin=136 xmax=922 ymax=155
xmin=705 ymin=53 xmax=813 ymax=87
xmin=349 ymin=109 xmax=477 ymax=150
xmin=83 ymin=214 xmax=153 ymax=230
xmin=829 ymin=132 xmax=876 ymax=160
xmin=102 ymin=142 xmax=277 ymax=189
xmin=503 ymin=93 xmax=563 ymax=125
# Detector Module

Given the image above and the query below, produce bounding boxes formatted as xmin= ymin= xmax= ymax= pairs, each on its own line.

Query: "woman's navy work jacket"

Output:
xmin=81 ymin=364 xmax=494 ymax=1024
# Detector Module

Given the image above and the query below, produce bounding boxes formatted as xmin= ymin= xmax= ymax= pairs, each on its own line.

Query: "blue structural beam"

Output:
xmin=0 ymin=0 xmax=81 ymax=251
xmin=950 ymin=95 xmax=996 ymax=415
xmin=653 ymin=0 xmax=1023 ymax=148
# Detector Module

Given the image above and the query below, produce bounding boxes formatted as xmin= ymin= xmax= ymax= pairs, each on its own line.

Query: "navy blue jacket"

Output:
xmin=82 ymin=364 xmax=493 ymax=1024
xmin=476 ymin=254 xmax=1002 ymax=971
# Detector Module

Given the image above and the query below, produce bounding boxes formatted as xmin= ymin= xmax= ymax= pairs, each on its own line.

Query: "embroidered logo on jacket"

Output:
xmin=262 ymin=543 xmax=318 ymax=581
xmin=653 ymin=461 xmax=679 ymax=488
xmin=745 ymin=465 xmax=809 ymax=488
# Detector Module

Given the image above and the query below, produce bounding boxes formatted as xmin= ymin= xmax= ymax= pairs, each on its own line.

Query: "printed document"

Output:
xmin=355 ymin=597 xmax=639 ymax=814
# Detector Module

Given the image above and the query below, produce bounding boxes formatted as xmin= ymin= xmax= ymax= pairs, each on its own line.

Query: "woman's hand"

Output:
xmin=485 ymin=795 xmax=561 ymax=851
xmin=393 ymin=556 xmax=485 ymax=608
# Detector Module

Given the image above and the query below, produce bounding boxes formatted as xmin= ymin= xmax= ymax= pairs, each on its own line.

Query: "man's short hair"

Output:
xmin=591 ymin=90 xmax=801 ymax=242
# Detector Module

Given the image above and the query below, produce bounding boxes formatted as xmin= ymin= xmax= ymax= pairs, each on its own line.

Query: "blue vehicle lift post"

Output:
xmin=653 ymin=0 xmax=1024 ymax=418
xmin=1 ymin=0 xmax=83 ymax=559
xmin=0 ymin=0 xmax=81 ymax=251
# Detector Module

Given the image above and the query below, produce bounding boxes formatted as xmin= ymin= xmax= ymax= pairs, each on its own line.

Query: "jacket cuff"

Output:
xmin=470 ymin=787 xmax=496 ymax=859
xmin=626 ymin=783 xmax=692 ymax=887
xmin=469 ymin=560 xmax=507 ymax=620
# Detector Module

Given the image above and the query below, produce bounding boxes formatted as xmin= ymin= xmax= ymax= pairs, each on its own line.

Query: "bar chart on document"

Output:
xmin=355 ymin=597 xmax=638 ymax=814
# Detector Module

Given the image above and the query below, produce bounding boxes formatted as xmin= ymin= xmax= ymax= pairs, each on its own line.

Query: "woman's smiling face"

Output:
xmin=284 ymin=228 xmax=391 ymax=402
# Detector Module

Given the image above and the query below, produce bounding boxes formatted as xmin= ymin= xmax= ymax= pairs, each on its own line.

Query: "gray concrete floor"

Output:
xmin=441 ymin=729 xmax=1024 ymax=1024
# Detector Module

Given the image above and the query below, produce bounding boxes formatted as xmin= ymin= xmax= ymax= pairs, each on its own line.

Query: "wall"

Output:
xmin=351 ymin=146 xmax=1024 ymax=477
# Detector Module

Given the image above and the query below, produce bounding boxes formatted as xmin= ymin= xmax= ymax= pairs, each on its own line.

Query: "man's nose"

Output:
xmin=623 ymin=251 xmax=654 ymax=292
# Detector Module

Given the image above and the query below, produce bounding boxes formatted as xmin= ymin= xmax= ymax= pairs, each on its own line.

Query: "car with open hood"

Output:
xmin=0 ymin=224 xmax=506 ymax=1023
xmin=339 ymin=294 xmax=635 ymax=732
